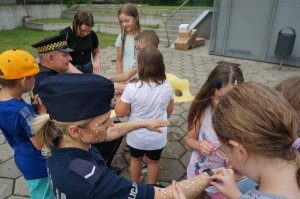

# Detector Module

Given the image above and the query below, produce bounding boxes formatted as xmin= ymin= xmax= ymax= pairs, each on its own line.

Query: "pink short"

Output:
xmin=206 ymin=191 xmax=227 ymax=199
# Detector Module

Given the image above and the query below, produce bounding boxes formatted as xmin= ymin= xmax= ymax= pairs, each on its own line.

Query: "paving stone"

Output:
xmin=0 ymin=144 xmax=14 ymax=163
xmin=172 ymin=104 xmax=185 ymax=115
xmin=0 ymin=178 xmax=13 ymax=198
xmin=169 ymin=115 xmax=185 ymax=127
xmin=7 ymin=196 xmax=29 ymax=199
xmin=158 ymin=158 xmax=186 ymax=181
xmin=167 ymin=126 xmax=186 ymax=141
xmin=0 ymin=158 xmax=21 ymax=178
xmin=14 ymin=176 xmax=29 ymax=197
xmin=162 ymin=141 xmax=186 ymax=159
xmin=0 ymin=133 xmax=5 ymax=145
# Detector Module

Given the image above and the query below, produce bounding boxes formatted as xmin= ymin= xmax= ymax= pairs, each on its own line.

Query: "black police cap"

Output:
xmin=38 ymin=73 xmax=114 ymax=122
xmin=32 ymin=34 xmax=73 ymax=54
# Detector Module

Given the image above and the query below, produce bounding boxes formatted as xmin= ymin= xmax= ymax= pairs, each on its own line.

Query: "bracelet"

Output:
xmin=203 ymin=169 xmax=215 ymax=176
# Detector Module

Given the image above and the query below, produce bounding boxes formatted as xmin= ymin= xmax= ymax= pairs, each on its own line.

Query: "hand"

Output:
xmin=209 ymin=167 xmax=242 ymax=199
xmin=93 ymin=60 xmax=102 ymax=74
xmin=32 ymin=94 xmax=47 ymax=114
xmin=198 ymin=140 xmax=214 ymax=156
xmin=171 ymin=180 xmax=187 ymax=199
xmin=145 ymin=119 xmax=169 ymax=132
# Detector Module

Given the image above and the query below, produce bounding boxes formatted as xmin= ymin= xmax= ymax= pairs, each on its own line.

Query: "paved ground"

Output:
xmin=1 ymin=43 xmax=300 ymax=198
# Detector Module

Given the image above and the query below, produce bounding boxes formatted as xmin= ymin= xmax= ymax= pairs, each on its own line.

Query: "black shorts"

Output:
xmin=129 ymin=146 xmax=164 ymax=161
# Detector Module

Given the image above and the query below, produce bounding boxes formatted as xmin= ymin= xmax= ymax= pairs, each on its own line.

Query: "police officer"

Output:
xmin=32 ymin=35 xmax=122 ymax=174
xmin=31 ymin=73 xmax=213 ymax=199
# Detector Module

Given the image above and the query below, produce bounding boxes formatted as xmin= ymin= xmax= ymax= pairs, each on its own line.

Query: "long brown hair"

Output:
xmin=118 ymin=3 xmax=141 ymax=58
xmin=187 ymin=62 xmax=244 ymax=131
xmin=212 ymin=82 xmax=300 ymax=187
xmin=72 ymin=10 xmax=94 ymax=37
xmin=137 ymin=46 xmax=166 ymax=86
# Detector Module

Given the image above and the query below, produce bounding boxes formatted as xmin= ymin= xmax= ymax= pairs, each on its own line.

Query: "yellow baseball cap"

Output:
xmin=0 ymin=49 xmax=39 ymax=80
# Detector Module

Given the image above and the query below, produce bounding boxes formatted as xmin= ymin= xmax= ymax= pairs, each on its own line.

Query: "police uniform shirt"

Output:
xmin=33 ymin=64 xmax=59 ymax=95
xmin=47 ymin=146 xmax=155 ymax=199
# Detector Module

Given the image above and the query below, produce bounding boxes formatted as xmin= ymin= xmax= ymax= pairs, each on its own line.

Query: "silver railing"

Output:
xmin=163 ymin=0 xmax=191 ymax=47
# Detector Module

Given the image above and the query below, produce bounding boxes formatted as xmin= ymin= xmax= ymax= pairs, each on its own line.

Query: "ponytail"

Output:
xmin=30 ymin=114 xmax=57 ymax=148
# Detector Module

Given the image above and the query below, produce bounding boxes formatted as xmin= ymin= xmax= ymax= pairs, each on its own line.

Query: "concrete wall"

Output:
xmin=0 ymin=4 xmax=67 ymax=30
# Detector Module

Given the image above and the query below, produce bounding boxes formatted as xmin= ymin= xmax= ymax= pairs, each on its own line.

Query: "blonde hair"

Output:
xmin=135 ymin=30 xmax=159 ymax=48
xmin=212 ymin=82 xmax=300 ymax=187
xmin=275 ymin=76 xmax=300 ymax=119
xmin=30 ymin=114 xmax=93 ymax=156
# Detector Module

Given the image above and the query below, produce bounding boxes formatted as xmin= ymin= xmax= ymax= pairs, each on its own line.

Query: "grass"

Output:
xmin=0 ymin=28 xmax=117 ymax=56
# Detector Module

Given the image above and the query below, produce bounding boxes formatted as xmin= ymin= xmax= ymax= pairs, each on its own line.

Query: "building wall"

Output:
xmin=210 ymin=0 xmax=300 ymax=67
xmin=0 ymin=4 xmax=67 ymax=30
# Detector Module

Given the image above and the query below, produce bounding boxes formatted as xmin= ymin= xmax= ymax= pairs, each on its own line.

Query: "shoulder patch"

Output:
xmin=69 ymin=158 xmax=102 ymax=185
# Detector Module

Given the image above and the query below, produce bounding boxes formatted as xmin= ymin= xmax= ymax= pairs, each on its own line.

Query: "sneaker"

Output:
xmin=141 ymin=161 xmax=147 ymax=174
xmin=109 ymin=166 xmax=121 ymax=175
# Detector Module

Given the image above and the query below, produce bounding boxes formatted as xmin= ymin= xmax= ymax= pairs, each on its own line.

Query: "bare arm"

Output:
xmin=185 ymin=114 xmax=214 ymax=156
xmin=114 ymin=83 xmax=126 ymax=93
xmin=92 ymin=47 xmax=102 ymax=74
xmin=109 ymin=68 xmax=137 ymax=82
xmin=105 ymin=119 xmax=169 ymax=142
xmin=114 ymin=96 xmax=130 ymax=117
xmin=116 ymin=47 xmax=123 ymax=74
xmin=66 ymin=63 xmax=82 ymax=74
xmin=30 ymin=136 xmax=43 ymax=150
xmin=154 ymin=172 xmax=211 ymax=199
xmin=167 ymin=100 xmax=174 ymax=118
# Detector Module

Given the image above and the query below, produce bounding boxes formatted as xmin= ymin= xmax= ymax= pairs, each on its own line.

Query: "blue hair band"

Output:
xmin=214 ymin=80 xmax=222 ymax=90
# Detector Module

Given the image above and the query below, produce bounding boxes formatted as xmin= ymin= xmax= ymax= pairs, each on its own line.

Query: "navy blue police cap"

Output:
xmin=32 ymin=34 xmax=73 ymax=54
xmin=38 ymin=73 xmax=114 ymax=122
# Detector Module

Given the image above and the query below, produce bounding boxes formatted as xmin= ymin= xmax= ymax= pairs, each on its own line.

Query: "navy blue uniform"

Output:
xmin=47 ymin=146 xmax=155 ymax=199
xmin=33 ymin=64 xmax=59 ymax=95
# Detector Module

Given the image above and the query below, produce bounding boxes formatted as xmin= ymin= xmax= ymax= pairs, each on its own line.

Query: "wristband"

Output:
xmin=203 ymin=169 xmax=215 ymax=176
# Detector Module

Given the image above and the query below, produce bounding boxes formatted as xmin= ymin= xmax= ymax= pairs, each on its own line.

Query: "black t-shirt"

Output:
xmin=47 ymin=146 xmax=155 ymax=199
xmin=60 ymin=26 xmax=99 ymax=65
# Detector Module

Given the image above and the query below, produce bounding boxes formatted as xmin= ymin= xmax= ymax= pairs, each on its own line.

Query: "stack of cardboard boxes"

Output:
xmin=174 ymin=24 xmax=205 ymax=50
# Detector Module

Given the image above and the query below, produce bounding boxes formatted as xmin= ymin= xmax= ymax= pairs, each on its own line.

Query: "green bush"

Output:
xmin=63 ymin=0 xmax=88 ymax=4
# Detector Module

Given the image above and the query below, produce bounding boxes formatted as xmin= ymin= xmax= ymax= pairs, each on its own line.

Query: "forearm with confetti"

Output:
xmin=154 ymin=172 xmax=211 ymax=199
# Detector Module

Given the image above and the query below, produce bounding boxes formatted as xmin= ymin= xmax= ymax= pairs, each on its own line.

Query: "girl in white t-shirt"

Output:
xmin=115 ymin=46 xmax=174 ymax=184
xmin=115 ymin=3 xmax=141 ymax=74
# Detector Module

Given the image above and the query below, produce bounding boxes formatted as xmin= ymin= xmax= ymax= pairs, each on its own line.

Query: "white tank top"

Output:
xmin=186 ymin=104 xmax=226 ymax=193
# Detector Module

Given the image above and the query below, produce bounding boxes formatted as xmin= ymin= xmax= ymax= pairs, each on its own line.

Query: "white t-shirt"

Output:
xmin=121 ymin=80 xmax=174 ymax=150
xmin=115 ymin=34 xmax=136 ymax=72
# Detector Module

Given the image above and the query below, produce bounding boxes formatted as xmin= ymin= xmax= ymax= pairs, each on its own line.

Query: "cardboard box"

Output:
xmin=179 ymin=24 xmax=190 ymax=33
xmin=179 ymin=30 xmax=192 ymax=38
xmin=174 ymin=29 xmax=197 ymax=51
xmin=193 ymin=37 xmax=205 ymax=48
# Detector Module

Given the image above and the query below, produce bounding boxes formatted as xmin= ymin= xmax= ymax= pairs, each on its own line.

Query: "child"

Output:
xmin=210 ymin=82 xmax=300 ymax=199
xmin=0 ymin=50 xmax=54 ymax=199
xmin=275 ymin=76 xmax=300 ymax=119
xmin=110 ymin=29 xmax=159 ymax=84
xmin=115 ymin=46 xmax=174 ymax=184
xmin=115 ymin=3 xmax=141 ymax=74
xmin=185 ymin=62 xmax=254 ymax=199
xmin=31 ymin=73 xmax=215 ymax=199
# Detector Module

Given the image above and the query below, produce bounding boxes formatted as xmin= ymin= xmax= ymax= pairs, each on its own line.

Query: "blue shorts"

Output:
xmin=26 ymin=177 xmax=55 ymax=199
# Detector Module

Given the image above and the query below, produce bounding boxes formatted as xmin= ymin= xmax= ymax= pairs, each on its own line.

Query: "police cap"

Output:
xmin=38 ymin=73 xmax=114 ymax=122
xmin=32 ymin=34 xmax=73 ymax=54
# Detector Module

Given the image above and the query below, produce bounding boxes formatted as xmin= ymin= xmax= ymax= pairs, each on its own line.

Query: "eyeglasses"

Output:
xmin=135 ymin=46 xmax=142 ymax=52
xmin=213 ymin=142 xmax=229 ymax=159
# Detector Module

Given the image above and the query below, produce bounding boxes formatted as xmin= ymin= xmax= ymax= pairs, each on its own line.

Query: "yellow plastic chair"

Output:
xmin=166 ymin=73 xmax=194 ymax=103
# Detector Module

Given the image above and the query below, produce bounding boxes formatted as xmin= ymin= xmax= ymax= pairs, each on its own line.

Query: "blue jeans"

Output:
xmin=75 ymin=61 xmax=93 ymax=74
